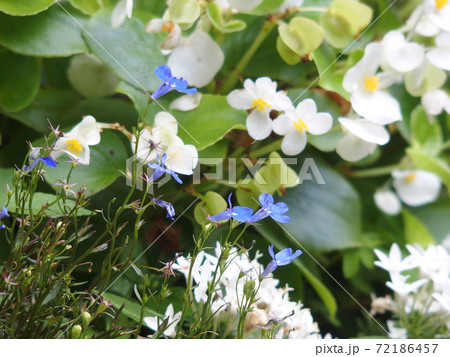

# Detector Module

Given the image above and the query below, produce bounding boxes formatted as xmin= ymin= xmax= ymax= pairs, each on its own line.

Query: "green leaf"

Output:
xmin=410 ymin=105 xmax=443 ymax=156
xmin=206 ymin=2 xmax=246 ymax=33
xmin=411 ymin=201 xmax=450 ymax=243
xmin=84 ymin=9 xmax=166 ymax=92
xmin=342 ymin=249 xmax=360 ymax=278
xmin=280 ymin=157 xmax=362 ymax=251
xmin=115 ymin=81 xmax=152 ymax=123
xmin=102 ymin=291 xmax=160 ymax=323
xmin=249 ymin=0 xmax=284 ymax=15
xmin=44 ymin=130 xmax=130 ymax=196
xmin=403 ymin=209 xmax=435 ymax=247
xmin=0 ymin=51 xmax=40 ymax=112
xmin=0 ymin=5 xmax=88 ymax=57
xmin=0 ymin=168 xmax=14 ymax=205
xmin=69 ymin=0 xmax=101 ymax=15
xmin=169 ymin=95 xmax=247 ymax=151
xmin=312 ymin=42 xmax=349 ymax=99
xmin=407 ymin=148 xmax=450 ymax=188
xmin=0 ymin=0 xmax=55 ymax=16
xmin=278 ymin=17 xmax=324 ymax=56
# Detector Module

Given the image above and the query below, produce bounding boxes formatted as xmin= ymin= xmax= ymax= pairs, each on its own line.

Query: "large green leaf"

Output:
xmin=277 ymin=157 xmax=362 ymax=251
xmin=0 ymin=51 xmax=40 ymax=112
xmin=249 ymin=0 xmax=284 ymax=15
xmin=0 ymin=4 xmax=88 ymax=57
xmin=44 ymin=130 xmax=130 ymax=196
xmin=84 ymin=9 xmax=166 ymax=92
xmin=407 ymin=148 xmax=450 ymax=188
xmin=102 ymin=291 xmax=160 ymax=323
xmin=0 ymin=168 xmax=14 ymax=205
xmin=69 ymin=0 xmax=101 ymax=15
xmin=411 ymin=201 xmax=450 ymax=243
xmin=0 ymin=0 xmax=55 ymax=16
xmin=403 ymin=209 xmax=435 ymax=247
xmin=170 ymin=95 xmax=247 ymax=150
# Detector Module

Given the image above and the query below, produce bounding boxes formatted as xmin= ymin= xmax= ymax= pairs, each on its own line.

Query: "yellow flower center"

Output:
xmin=66 ymin=139 xmax=82 ymax=155
xmin=251 ymin=98 xmax=271 ymax=112
xmin=161 ymin=21 xmax=174 ymax=33
xmin=435 ymin=0 xmax=448 ymax=10
xmin=293 ymin=118 xmax=308 ymax=133
xmin=364 ymin=76 xmax=380 ymax=93
xmin=404 ymin=172 xmax=417 ymax=182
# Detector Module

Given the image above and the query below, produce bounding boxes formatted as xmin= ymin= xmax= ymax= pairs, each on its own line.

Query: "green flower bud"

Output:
xmin=81 ymin=312 xmax=92 ymax=328
xmin=71 ymin=325 xmax=82 ymax=339
xmin=243 ymin=280 xmax=256 ymax=299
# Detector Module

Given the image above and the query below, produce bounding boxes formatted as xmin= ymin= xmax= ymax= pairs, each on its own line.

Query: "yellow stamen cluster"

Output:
xmin=251 ymin=98 xmax=271 ymax=112
xmin=404 ymin=172 xmax=417 ymax=183
xmin=161 ymin=21 xmax=174 ymax=33
xmin=66 ymin=139 xmax=82 ymax=155
xmin=435 ymin=0 xmax=448 ymax=10
xmin=364 ymin=76 xmax=380 ymax=93
xmin=293 ymin=118 xmax=308 ymax=133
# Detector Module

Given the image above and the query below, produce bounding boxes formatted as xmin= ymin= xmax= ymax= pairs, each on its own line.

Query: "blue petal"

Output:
xmin=23 ymin=158 xmax=40 ymax=172
xmin=260 ymin=260 xmax=278 ymax=278
xmin=291 ymin=250 xmax=303 ymax=260
xmin=0 ymin=224 xmax=5 ymax=230
xmin=231 ymin=206 xmax=254 ymax=222
xmin=248 ymin=209 xmax=269 ymax=223
xmin=167 ymin=169 xmax=183 ymax=184
xmin=259 ymin=193 xmax=274 ymax=208
xmin=208 ymin=210 xmax=233 ymax=221
xmin=275 ymin=248 xmax=292 ymax=263
xmin=270 ymin=212 xmax=290 ymax=223
xmin=0 ymin=207 xmax=9 ymax=220
xmin=151 ymin=83 xmax=173 ymax=100
xmin=270 ymin=202 xmax=289 ymax=214
xmin=150 ymin=167 xmax=165 ymax=181
xmin=268 ymin=244 xmax=275 ymax=259
xmin=41 ymin=156 xmax=57 ymax=168
xmin=154 ymin=65 xmax=173 ymax=81
xmin=227 ymin=193 xmax=233 ymax=208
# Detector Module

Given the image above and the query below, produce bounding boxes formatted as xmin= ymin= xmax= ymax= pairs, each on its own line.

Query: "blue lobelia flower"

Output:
xmin=24 ymin=156 xmax=57 ymax=172
xmin=249 ymin=193 xmax=290 ymax=223
xmin=207 ymin=193 xmax=254 ymax=223
xmin=0 ymin=206 xmax=9 ymax=229
xmin=147 ymin=153 xmax=182 ymax=184
xmin=151 ymin=65 xmax=197 ymax=100
xmin=152 ymin=198 xmax=176 ymax=220
xmin=260 ymin=245 xmax=303 ymax=278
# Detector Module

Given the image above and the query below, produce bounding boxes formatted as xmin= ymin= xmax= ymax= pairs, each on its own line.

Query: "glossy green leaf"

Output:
xmin=410 ymin=106 xmax=443 ymax=156
xmin=0 ymin=0 xmax=55 ymax=16
xmin=0 ymin=5 xmax=88 ymax=57
xmin=407 ymin=148 xmax=450 ymax=188
xmin=102 ymin=291 xmax=160 ymax=323
xmin=403 ymin=209 xmax=435 ymax=247
xmin=342 ymin=249 xmax=360 ymax=278
xmin=170 ymin=95 xmax=247 ymax=151
xmin=69 ymin=0 xmax=101 ymax=15
xmin=411 ymin=201 xmax=450 ymax=243
xmin=0 ymin=51 xmax=40 ymax=112
xmin=115 ymin=81 xmax=153 ymax=123
xmin=85 ymin=10 xmax=165 ymax=92
xmin=44 ymin=130 xmax=130 ymax=196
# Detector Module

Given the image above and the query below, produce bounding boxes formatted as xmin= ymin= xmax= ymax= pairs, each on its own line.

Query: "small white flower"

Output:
xmin=374 ymin=244 xmax=419 ymax=274
xmin=52 ymin=115 xmax=101 ymax=165
xmin=422 ymin=89 xmax=450 ymax=116
xmin=424 ymin=0 xmax=450 ymax=32
xmin=387 ymin=320 xmax=408 ymax=339
xmin=386 ymin=272 xmax=428 ymax=298
xmin=165 ymin=144 xmax=199 ymax=175
xmin=381 ymin=31 xmax=425 ymax=73
xmin=432 ymin=281 xmax=450 ymax=312
xmin=406 ymin=5 xmax=440 ymax=37
xmin=227 ymin=77 xmax=292 ymax=140
xmin=144 ymin=304 xmax=181 ymax=338
xmin=374 ymin=189 xmax=402 ymax=216
xmin=170 ymin=93 xmax=202 ymax=111
xmin=426 ymin=32 xmax=450 ymax=71
xmin=146 ymin=19 xmax=182 ymax=53
xmin=272 ymin=99 xmax=332 ymax=155
xmin=392 ymin=169 xmax=442 ymax=206
xmin=168 ymin=31 xmax=224 ymax=87
xmin=343 ymin=43 xmax=402 ymax=124
xmin=111 ymin=0 xmax=133 ymax=28
xmin=336 ymin=117 xmax=390 ymax=162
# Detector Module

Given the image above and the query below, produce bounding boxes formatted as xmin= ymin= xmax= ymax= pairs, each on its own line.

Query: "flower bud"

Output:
xmin=71 ymin=325 xmax=82 ymax=339
xmin=243 ymin=280 xmax=256 ymax=299
xmin=81 ymin=312 xmax=92 ymax=328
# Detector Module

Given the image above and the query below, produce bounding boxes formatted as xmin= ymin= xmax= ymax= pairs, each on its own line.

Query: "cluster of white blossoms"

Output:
xmin=132 ymin=112 xmax=198 ymax=176
xmin=144 ymin=243 xmax=328 ymax=339
xmin=372 ymin=243 xmax=450 ymax=338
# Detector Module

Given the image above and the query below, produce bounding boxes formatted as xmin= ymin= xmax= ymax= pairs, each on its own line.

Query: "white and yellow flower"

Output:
xmin=227 ymin=77 xmax=292 ymax=140
xmin=272 ymin=98 xmax=332 ymax=155
xmin=381 ymin=31 xmax=425 ymax=73
xmin=392 ymin=169 xmax=442 ymax=206
xmin=52 ymin=115 xmax=101 ymax=165
xmin=424 ymin=0 xmax=450 ymax=31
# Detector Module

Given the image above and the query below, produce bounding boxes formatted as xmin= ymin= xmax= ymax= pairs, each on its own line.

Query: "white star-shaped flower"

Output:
xmin=374 ymin=243 xmax=419 ymax=274
xmin=144 ymin=304 xmax=181 ymax=338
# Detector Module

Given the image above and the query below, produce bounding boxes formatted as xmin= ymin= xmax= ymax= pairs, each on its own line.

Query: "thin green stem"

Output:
xmin=348 ymin=164 xmax=404 ymax=178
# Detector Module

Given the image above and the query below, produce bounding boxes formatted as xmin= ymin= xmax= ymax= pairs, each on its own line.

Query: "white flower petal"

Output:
xmin=53 ymin=136 xmax=91 ymax=165
xmin=170 ymin=93 xmax=202 ymax=111
xmin=226 ymin=89 xmax=253 ymax=110
xmin=374 ymin=189 xmax=402 ymax=215
xmin=393 ymin=169 xmax=442 ymax=206
xmin=111 ymin=0 xmax=131 ymax=28
xmin=336 ymin=133 xmax=376 ymax=162
xmin=168 ymin=31 xmax=224 ymax=87
xmin=246 ymin=110 xmax=272 ymax=140
xmin=272 ymin=109 xmax=296 ymax=135
xmin=351 ymin=91 xmax=402 ymax=124
xmin=304 ymin=112 xmax=333 ymax=135
xmin=426 ymin=48 xmax=450 ymax=71
xmin=165 ymin=144 xmax=198 ymax=175
xmin=382 ymin=31 xmax=424 ymax=73
xmin=338 ymin=117 xmax=390 ymax=145
xmin=71 ymin=115 xmax=101 ymax=146
xmin=281 ymin=131 xmax=307 ymax=156
xmin=422 ymin=89 xmax=450 ymax=115
xmin=154 ymin=112 xmax=178 ymax=135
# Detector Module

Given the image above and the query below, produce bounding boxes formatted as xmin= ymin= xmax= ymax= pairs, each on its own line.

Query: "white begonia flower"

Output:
xmin=52 ymin=115 xmax=101 ymax=166
xmin=227 ymin=0 xmax=263 ymax=12
xmin=422 ymin=89 xmax=450 ymax=116
xmin=336 ymin=117 xmax=390 ymax=162
xmin=170 ymin=93 xmax=202 ymax=111
xmin=133 ymin=112 xmax=198 ymax=175
xmin=144 ymin=304 xmax=181 ymax=338
xmin=426 ymin=32 xmax=450 ymax=71
xmin=406 ymin=5 xmax=440 ymax=37
xmin=392 ymin=169 xmax=442 ymax=206
xmin=424 ymin=0 xmax=450 ymax=31
xmin=374 ymin=189 xmax=402 ymax=216
xmin=381 ymin=31 xmax=425 ymax=73
xmin=227 ymin=77 xmax=292 ymax=140
xmin=167 ymin=31 xmax=224 ymax=87
xmin=374 ymin=243 xmax=419 ymax=274
xmin=386 ymin=272 xmax=428 ymax=298
xmin=272 ymin=99 xmax=332 ymax=155
xmin=111 ymin=0 xmax=133 ymax=28
xmin=146 ymin=19 xmax=182 ymax=53
xmin=343 ymin=43 xmax=402 ymax=125
xmin=278 ymin=0 xmax=304 ymax=12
